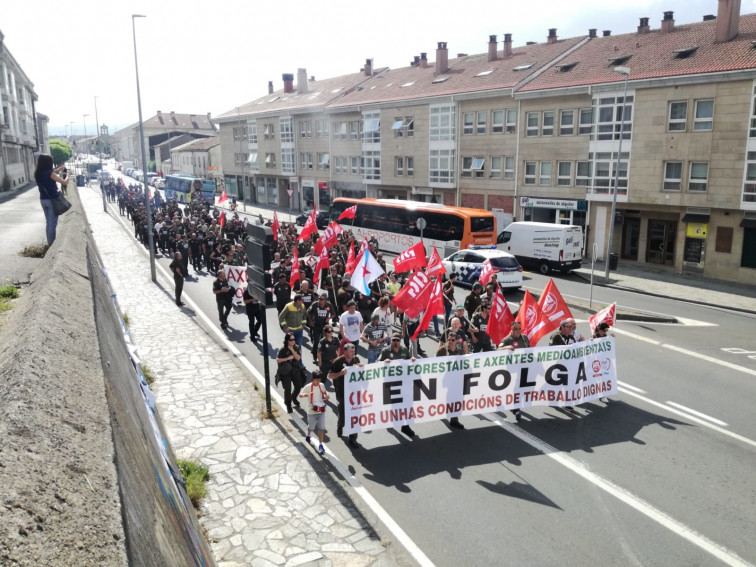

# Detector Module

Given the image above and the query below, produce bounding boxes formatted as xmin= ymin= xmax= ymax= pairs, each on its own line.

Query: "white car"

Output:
xmin=443 ymin=246 xmax=523 ymax=289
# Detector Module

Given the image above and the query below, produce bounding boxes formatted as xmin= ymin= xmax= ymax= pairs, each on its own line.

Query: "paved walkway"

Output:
xmin=79 ymin=186 xmax=410 ymax=567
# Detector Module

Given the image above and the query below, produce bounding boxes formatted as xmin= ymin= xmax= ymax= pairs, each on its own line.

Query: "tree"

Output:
xmin=49 ymin=139 xmax=73 ymax=165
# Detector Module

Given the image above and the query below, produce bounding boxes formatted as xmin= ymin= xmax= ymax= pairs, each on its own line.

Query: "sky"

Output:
xmin=3 ymin=0 xmax=754 ymax=136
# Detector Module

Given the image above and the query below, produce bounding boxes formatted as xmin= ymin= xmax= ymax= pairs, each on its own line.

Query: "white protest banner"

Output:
xmin=344 ymin=337 xmax=617 ymax=435
xmin=225 ymin=265 xmax=248 ymax=304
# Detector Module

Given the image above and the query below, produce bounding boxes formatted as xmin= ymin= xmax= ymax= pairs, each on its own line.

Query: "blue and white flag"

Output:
xmin=350 ymin=249 xmax=385 ymax=295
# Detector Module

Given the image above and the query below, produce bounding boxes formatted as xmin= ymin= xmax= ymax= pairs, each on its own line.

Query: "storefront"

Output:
xmin=519 ymin=197 xmax=587 ymax=227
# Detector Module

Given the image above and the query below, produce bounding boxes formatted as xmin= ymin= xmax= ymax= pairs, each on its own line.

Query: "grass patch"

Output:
xmin=141 ymin=364 xmax=155 ymax=385
xmin=0 ymin=283 xmax=18 ymax=314
xmin=177 ymin=459 xmax=209 ymax=509
xmin=19 ymin=243 xmax=49 ymax=258
xmin=121 ymin=313 xmax=130 ymax=327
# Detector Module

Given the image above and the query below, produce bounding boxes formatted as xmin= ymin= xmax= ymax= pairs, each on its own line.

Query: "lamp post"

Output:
xmin=132 ymin=13 xmax=156 ymax=283
xmin=83 ymin=114 xmax=89 ymax=157
xmin=94 ymin=96 xmax=106 ymax=212
xmin=236 ymin=106 xmax=246 ymax=212
xmin=604 ymin=65 xmax=630 ymax=279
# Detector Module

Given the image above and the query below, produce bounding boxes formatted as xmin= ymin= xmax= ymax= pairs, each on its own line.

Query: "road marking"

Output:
xmin=662 ymin=344 xmax=756 ymax=378
xmin=92 ymin=186 xmax=437 ymax=567
xmin=617 ymin=388 xmax=756 ymax=449
xmin=665 ymin=402 xmax=728 ymax=427
xmin=617 ymin=381 xmax=646 ymax=394
xmin=486 ymin=414 xmax=754 ymax=567
xmin=612 ymin=326 xmax=661 ymax=345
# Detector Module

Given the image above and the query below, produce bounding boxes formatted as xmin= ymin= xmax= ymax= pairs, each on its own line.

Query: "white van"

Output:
xmin=497 ymin=222 xmax=584 ymax=275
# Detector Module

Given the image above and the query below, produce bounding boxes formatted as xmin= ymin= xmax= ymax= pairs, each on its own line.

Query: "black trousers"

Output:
xmin=247 ymin=310 xmax=262 ymax=339
xmin=216 ymin=300 xmax=232 ymax=325
xmin=281 ymin=374 xmax=302 ymax=410
xmin=334 ymin=376 xmax=357 ymax=439
xmin=174 ymin=275 xmax=184 ymax=303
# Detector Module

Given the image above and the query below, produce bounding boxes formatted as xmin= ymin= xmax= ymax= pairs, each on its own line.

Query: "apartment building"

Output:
xmin=170 ymin=137 xmax=222 ymax=179
xmin=216 ymin=0 xmax=756 ymax=284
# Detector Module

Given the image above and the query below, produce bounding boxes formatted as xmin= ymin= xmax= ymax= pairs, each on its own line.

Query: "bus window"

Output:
xmin=470 ymin=216 xmax=495 ymax=233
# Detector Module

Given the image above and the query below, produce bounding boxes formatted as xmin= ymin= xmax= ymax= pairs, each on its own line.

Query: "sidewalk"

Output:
xmin=79 ymin=187 xmax=411 ymax=566
xmin=573 ymin=261 xmax=756 ymax=314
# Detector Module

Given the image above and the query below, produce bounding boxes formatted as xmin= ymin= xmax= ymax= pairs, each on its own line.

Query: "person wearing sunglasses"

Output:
xmin=276 ymin=332 xmax=304 ymax=413
xmin=317 ymin=326 xmax=341 ymax=378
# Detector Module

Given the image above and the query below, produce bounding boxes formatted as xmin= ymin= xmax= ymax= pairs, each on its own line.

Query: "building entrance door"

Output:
xmin=621 ymin=218 xmax=640 ymax=260
xmin=647 ymin=220 xmax=676 ymax=264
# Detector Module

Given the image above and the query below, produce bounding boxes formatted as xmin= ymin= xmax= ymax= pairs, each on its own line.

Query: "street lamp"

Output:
xmin=604 ymin=65 xmax=630 ymax=279
xmin=94 ymin=96 xmax=106 ymax=211
xmin=83 ymin=114 xmax=89 ymax=156
xmin=132 ymin=13 xmax=156 ymax=283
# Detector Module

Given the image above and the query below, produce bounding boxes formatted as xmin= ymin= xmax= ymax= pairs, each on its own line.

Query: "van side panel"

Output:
xmin=497 ymin=222 xmax=583 ymax=273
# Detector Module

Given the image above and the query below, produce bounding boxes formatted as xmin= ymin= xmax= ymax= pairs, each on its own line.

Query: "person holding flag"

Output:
xmin=497 ymin=320 xmax=531 ymax=421
xmin=271 ymin=211 xmax=280 ymax=242
xmin=349 ymin=248 xmax=385 ymax=296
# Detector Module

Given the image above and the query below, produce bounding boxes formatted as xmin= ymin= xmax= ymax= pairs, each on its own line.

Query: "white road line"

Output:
xmin=665 ymin=402 xmax=729 ymax=427
xmin=485 ymin=414 xmax=754 ymax=567
xmin=611 ymin=326 xmax=662 ymax=345
xmin=617 ymin=381 xmax=647 ymax=394
xmin=617 ymin=387 xmax=756 ymax=449
xmin=95 ymin=190 xmax=437 ymax=567
xmin=663 ymin=344 xmax=756 ymax=378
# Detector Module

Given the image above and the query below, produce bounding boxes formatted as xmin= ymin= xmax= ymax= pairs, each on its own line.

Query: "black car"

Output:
xmin=295 ymin=210 xmax=328 ymax=229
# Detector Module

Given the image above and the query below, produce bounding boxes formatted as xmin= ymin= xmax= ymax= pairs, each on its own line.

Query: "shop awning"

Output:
xmin=682 ymin=213 xmax=710 ymax=223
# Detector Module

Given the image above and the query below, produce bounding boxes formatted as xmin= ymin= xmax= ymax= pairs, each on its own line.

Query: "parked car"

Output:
xmin=154 ymin=178 xmax=166 ymax=190
xmin=295 ymin=210 xmax=328 ymax=229
xmin=442 ymin=246 xmax=523 ymax=289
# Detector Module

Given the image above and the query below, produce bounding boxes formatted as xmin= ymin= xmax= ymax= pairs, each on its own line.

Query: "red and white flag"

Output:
xmin=313 ymin=246 xmax=330 ymax=286
xmin=272 ymin=211 xmax=280 ymax=242
xmin=314 ymin=221 xmax=343 ymax=255
xmin=515 ymin=291 xmax=543 ymax=342
xmin=299 ymin=210 xmax=318 ymax=241
xmin=391 ymin=270 xmax=433 ymax=319
xmin=338 ymin=205 xmax=357 ymax=221
xmin=393 ymin=242 xmax=427 ymax=273
xmin=412 ymin=279 xmax=445 ymax=341
xmin=487 ymin=287 xmax=515 ymax=345
xmin=589 ymin=303 xmax=616 ymax=334
xmin=425 ymin=246 xmax=446 ymax=278
xmin=478 ymin=260 xmax=495 ymax=286
xmin=345 ymin=240 xmax=357 ymax=274
xmin=289 ymin=248 xmax=300 ymax=287
xmin=530 ymin=279 xmax=574 ymax=346
xmin=218 ymin=189 xmax=228 ymax=204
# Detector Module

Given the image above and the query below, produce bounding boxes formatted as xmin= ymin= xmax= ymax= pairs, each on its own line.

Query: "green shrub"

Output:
xmin=177 ymin=459 xmax=209 ymax=509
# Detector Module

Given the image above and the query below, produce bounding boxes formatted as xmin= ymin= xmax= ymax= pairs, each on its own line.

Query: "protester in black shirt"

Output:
xmin=243 ymin=287 xmax=263 ymax=342
xmin=169 ymin=252 xmax=185 ymax=306
xmin=212 ymin=269 xmax=234 ymax=329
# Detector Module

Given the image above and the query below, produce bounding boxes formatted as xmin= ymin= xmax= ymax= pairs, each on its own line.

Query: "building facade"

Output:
xmin=216 ymin=0 xmax=756 ymax=284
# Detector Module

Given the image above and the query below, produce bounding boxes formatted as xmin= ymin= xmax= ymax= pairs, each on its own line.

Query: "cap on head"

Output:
xmin=344 ymin=343 xmax=355 ymax=351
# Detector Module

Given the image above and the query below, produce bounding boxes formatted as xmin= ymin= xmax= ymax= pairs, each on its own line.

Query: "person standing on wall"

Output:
xmin=34 ymin=154 xmax=67 ymax=245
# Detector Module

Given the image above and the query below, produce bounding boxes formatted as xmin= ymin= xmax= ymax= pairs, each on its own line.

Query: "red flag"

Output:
xmin=530 ymin=279 xmax=574 ymax=346
xmin=289 ymin=248 xmax=300 ymax=287
xmin=393 ymin=242 xmax=427 ymax=273
xmin=314 ymin=221 xmax=343 ymax=255
xmin=272 ymin=211 xmax=280 ymax=242
xmin=589 ymin=302 xmax=616 ymax=334
xmin=412 ymin=279 xmax=444 ymax=341
xmin=299 ymin=210 xmax=318 ymax=241
xmin=313 ymin=246 xmax=330 ymax=286
xmin=391 ymin=270 xmax=433 ymax=319
xmin=478 ymin=260 xmax=495 ymax=286
xmin=425 ymin=246 xmax=446 ymax=278
xmin=338 ymin=204 xmax=357 ymax=221
xmin=345 ymin=240 xmax=357 ymax=273
xmin=348 ymin=239 xmax=368 ymax=274
xmin=218 ymin=189 xmax=228 ymax=204
xmin=515 ymin=291 xmax=543 ymax=342
xmin=487 ymin=287 xmax=515 ymax=345
xmin=219 ymin=211 xmax=226 ymax=229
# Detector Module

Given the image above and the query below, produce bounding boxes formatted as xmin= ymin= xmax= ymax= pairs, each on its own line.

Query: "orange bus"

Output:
xmin=329 ymin=198 xmax=496 ymax=255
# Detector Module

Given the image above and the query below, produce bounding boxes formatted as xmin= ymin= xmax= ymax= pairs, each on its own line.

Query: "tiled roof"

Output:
xmin=520 ymin=14 xmax=756 ymax=92
xmin=153 ymin=134 xmax=195 ymax=149
xmin=216 ymin=71 xmax=377 ymax=119
xmin=143 ymin=112 xmax=216 ymax=130
xmin=327 ymin=37 xmax=586 ymax=108
xmin=172 ymin=137 xmax=221 ymax=152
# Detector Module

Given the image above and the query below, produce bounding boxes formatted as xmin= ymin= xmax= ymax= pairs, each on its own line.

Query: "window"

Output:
xmin=595 ymin=96 xmax=633 ymax=141
xmin=476 ymin=111 xmax=486 ymax=134
xmin=664 ymin=161 xmax=683 ymax=190
xmin=335 ymin=156 xmax=347 ymax=174
xmin=349 ymin=121 xmax=360 ymax=140
xmin=248 ymin=151 xmax=259 ymax=171
xmin=560 ymin=110 xmax=574 ymax=135
xmin=506 ymin=109 xmax=517 ymax=133
xmin=694 ymin=99 xmax=714 ymax=131
xmin=361 ymin=150 xmax=381 ymax=180
xmin=542 ymin=111 xmax=554 ymax=136
xmin=557 ymin=161 xmax=572 ymax=186
xmin=248 ymin=122 xmax=258 ymax=143
xmin=362 ymin=113 xmax=380 ymax=143
xmin=492 ymin=111 xmax=504 ymax=133
xmin=396 ymin=157 xmax=404 ymax=176
xmin=316 ymin=119 xmax=329 ymax=138
xmin=300 ymin=121 xmax=311 ymax=138
xmin=504 ymin=156 xmax=515 ymax=179
xmin=280 ymin=118 xmax=293 ymax=143
xmin=689 ymin=162 xmax=708 ymax=192
xmin=579 ymin=108 xmax=593 ymax=135
xmin=462 ymin=156 xmax=485 ymax=178
xmin=332 ymin=122 xmax=346 ymax=140
xmin=588 ymin=151 xmax=629 ymax=195
xmin=524 ymin=161 xmax=536 ymax=184
xmin=300 ymin=152 xmax=313 ymax=170
xmin=350 ymin=156 xmax=359 ymax=174
xmin=265 ymin=153 xmax=276 ymax=168
xmin=281 ymin=148 xmax=295 ymax=173
xmin=406 ymin=157 xmax=414 ymax=176
xmin=264 ymin=123 xmax=275 ymax=140
xmin=490 ymin=156 xmax=502 ymax=178
xmin=392 ymin=117 xmax=414 ymax=137
xmin=576 ymin=161 xmax=591 ymax=186
xmin=668 ymin=101 xmax=687 ymax=131
xmin=317 ymin=152 xmax=330 ymax=170
xmin=539 ymin=162 xmax=552 ymax=185
xmin=526 ymin=112 xmax=539 ymax=137
xmin=463 ymin=112 xmax=474 ymax=135
xmin=430 ymin=105 xmax=456 ymax=141
xmin=429 ymin=149 xmax=455 ymax=183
